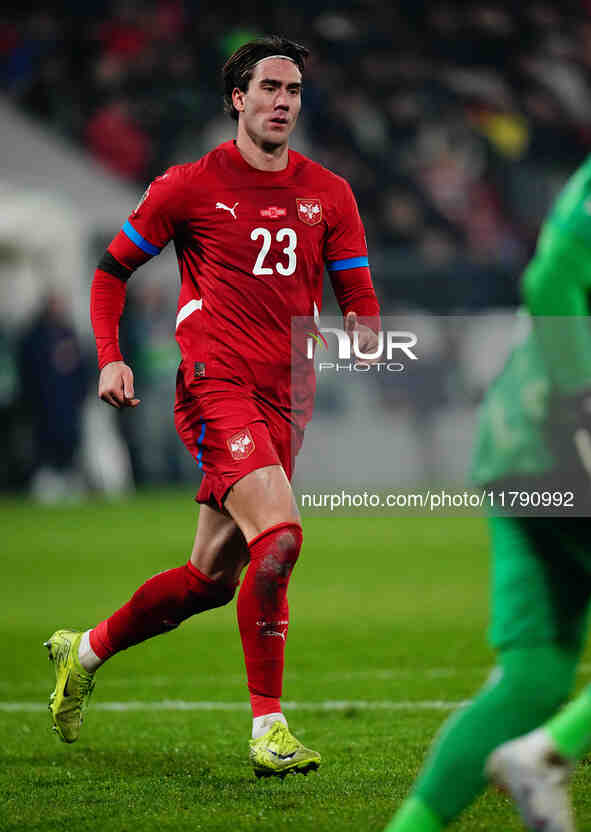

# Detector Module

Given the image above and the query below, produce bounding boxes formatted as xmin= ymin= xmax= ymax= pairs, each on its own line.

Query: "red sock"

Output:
xmin=250 ymin=693 xmax=282 ymax=718
xmin=237 ymin=522 xmax=302 ymax=712
xmin=89 ymin=561 xmax=236 ymax=660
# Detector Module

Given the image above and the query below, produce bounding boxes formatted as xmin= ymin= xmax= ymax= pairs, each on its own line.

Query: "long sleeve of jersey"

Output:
xmin=329 ymin=266 xmax=380 ymax=329
xmin=91 ymin=268 xmax=127 ymax=369
xmin=90 ymin=171 xmax=182 ymax=369
xmin=90 ymin=231 xmax=154 ymax=369
xmin=522 ymin=222 xmax=591 ymax=392
xmin=323 ymin=177 xmax=380 ymax=330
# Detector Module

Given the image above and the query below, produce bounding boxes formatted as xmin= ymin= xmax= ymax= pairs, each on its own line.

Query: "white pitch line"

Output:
xmin=0 ymin=667 xmax=494 ymax=692
xmin=0 ymin=699 xmax=465 ymax=713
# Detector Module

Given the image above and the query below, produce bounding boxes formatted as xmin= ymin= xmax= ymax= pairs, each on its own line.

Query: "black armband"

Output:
xmin=97 ymin=251 xmax=133 ymax=282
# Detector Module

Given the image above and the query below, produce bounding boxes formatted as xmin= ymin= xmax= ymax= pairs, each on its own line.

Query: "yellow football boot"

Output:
xmin=249 ymin=721 xmax=321 ymax=778
xmin=44 ymin=629 xmax=95 ymax=743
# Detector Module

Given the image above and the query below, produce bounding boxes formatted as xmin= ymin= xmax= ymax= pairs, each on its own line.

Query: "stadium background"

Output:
xmin=3 ymin=0 xmax=591 ymax=495
xmin=3 ymin=3 xmax=591 ymax=831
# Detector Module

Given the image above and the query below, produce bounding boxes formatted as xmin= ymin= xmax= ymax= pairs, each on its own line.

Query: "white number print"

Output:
xmin=276 ymin=228 xmax=297 ymax=275
xmin=251 ymin=227 xmax=298 ymax=276
xmin=251 ymin=228 xmax=273 ymax=275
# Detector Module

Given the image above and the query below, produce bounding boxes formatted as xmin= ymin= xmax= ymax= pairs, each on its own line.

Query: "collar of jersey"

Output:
xmin=225 ymin=140 xmax=295 ymax=180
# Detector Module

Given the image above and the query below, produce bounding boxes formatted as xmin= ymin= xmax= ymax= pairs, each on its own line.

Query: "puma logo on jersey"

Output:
xmin=216 ymin=201 xmax=239 ymax=219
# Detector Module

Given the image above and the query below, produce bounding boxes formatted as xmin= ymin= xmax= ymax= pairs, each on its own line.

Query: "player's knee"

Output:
xmin=496 ymin=645 xmax=577 ymax=716
xmin=498 ymin=671 xmax=569 ymax=716
xmin=127 ymin=563 xmax=238 ymax=634
xmin=193 ymin=578 xmax=237 ymax=611
xmin=184 ymin=563 xmax=237 ymax=613
xmin=250 ymin=522 xmax=303 ymax=597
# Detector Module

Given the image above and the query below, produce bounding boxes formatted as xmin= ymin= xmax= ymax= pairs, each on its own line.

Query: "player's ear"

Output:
xmin=232 ymin=87 xmax=246 ymax=113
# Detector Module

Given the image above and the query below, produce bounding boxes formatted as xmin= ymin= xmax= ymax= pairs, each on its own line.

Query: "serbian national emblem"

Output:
xmin=227 ymin=428 xmax=255 ymax=460
xmin=296 ymin=198 xmax=322 ymax=226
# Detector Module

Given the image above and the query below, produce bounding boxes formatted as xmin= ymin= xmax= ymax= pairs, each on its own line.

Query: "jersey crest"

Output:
xmin=296 ymin=198 xmax=322 ymax=226
xmin=227 ymin=428 xmax=255 ymax=460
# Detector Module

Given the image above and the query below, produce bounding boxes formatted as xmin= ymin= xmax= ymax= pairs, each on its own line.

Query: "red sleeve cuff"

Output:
xmin=90 ymin=269 xmax=126 ymax=369
xmin=329 ymin=266 xmax=381 ymax=332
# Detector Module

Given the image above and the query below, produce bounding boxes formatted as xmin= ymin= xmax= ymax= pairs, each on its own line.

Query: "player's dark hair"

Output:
xmin=222 ymin=35 xmax=309 ymax=121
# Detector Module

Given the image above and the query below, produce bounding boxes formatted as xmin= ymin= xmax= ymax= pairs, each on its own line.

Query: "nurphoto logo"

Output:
xmin=306 ymin=327 xmax=419 ymax=373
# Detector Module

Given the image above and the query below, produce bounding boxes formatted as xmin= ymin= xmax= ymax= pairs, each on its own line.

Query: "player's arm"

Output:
xmin=523 ymin=220 xmax=591 ymax=477
xmin=522 ymin=222 xmax=591 ymax=393
xmin=328 ymin=263 xmax=381 ymax=355
xmin=91 ymin=171 xmax=182 ymax=408
xmin=324 ymin=179 xmax=381 ymax=354
xmin=91 ymin=237 xmax=149 ymax=408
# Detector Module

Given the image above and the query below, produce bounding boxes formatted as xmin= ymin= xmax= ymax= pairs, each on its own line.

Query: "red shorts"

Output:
xmin=174 ymin=374 xmax=304 ymax=509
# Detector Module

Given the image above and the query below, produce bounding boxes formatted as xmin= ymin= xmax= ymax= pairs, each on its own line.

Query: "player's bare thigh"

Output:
xmin=191 ymin=503 xmax=249 ymax=584
xmin=224 ymin=464 xmax=300 ymax=543
xmin=192 ymin=466 xmax=300 ymax=581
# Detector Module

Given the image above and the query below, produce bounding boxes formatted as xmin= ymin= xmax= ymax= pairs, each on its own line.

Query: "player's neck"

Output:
xmin=234 ymin=132 xmax=289 ymax=172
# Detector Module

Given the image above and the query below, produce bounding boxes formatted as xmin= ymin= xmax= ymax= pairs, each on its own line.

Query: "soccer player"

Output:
xmin=486 ymin=690 xmax=591 ymax=832
xmin=44 ymin=35 xmax=380 ymax=778
xmin=384 ymin=157 xmax=591 ymax=830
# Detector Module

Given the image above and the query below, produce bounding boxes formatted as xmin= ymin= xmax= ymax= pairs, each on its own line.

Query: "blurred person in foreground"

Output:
xmin=385 ymin=157 xmax=591 ymax=832
xmin=44 ymin=35 xmax=380 ymax=778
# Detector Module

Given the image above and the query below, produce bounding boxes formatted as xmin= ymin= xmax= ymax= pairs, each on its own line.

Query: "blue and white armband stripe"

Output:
xmin=326 ymin=256 xmax=369 ymax=271
xmin=122 ymin=220 xmax=162 ymax=256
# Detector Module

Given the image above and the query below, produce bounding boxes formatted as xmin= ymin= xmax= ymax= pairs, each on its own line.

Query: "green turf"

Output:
xmin=2 ymin=491 xmax=591 ymax=831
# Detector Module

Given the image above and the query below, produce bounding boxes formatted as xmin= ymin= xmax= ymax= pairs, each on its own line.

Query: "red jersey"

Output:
xmin=93 ymin=140 xmax=378 ymax=429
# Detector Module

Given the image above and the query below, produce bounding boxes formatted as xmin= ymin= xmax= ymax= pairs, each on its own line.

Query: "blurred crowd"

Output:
xmin=2 ymin=1 xmax=591 ymax=494
xmin=4 ymin=0 xmax=591 ymax=310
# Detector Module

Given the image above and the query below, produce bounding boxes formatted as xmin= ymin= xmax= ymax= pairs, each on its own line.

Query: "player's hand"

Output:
xmin=344 ymin=311 xmax=381 ymax=364
xmin=98 ymin=361 xmax=141 ymax=409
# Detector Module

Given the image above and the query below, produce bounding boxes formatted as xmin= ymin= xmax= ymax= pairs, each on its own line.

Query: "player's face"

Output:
xmin=234 ymin=58 xmax=302 ymax=148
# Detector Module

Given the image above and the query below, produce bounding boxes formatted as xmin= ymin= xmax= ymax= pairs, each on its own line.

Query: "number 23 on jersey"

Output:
xmin=251 ymin=227 xmax=297 ymax=276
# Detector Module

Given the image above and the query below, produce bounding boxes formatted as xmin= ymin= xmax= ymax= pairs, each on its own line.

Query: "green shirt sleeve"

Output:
xmin=521 ymin=218 xmax=591 ymax=393
xmin=471 ymin=158 xmax=591 ymax=486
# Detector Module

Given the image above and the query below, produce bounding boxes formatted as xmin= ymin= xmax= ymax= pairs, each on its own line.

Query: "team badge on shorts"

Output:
xmin=227 ymin=428 xmax=255 ymax=460
xmin=296 ymin=198 xmax=322 ymax=226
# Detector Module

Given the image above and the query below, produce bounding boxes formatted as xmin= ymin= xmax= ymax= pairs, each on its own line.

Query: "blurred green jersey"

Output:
xmin=472 ymin=156 xmax=591 ymax=486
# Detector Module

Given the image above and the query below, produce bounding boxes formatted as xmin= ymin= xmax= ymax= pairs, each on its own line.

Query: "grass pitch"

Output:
xmin=2 ymin=490 xmax=591 ymax=831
